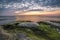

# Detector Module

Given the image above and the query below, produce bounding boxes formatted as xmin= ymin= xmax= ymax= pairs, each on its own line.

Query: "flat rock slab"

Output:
xmin=16 ymin=32 xmax=32 ymax=40
xmin=18 ymin=22 xmax=39 ymax=28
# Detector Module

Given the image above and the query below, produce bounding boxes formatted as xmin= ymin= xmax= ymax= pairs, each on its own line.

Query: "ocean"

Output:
xmin=0 ymin=16 xmax=16 ymax=25
xmin=0 ymin=15 xmax=60 ymax=25
xmin=16 ymin=15 xmax=60 ymax=22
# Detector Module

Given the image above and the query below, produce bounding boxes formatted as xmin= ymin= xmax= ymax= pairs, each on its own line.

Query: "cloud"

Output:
xmin=0 ymin=0 xmax=60 ymax=6
xmin=0 ymin=0 xmax=60 ymax=11
xmin=0 ymin=0 xmax=60 ymax=16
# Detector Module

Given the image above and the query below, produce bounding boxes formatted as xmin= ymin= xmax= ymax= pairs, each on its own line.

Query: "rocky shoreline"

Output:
xmin=0 ymin=21 xmax=60 ymax=40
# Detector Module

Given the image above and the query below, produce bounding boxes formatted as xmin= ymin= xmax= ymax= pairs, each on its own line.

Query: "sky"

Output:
xmin=0 ymin=0 xmax=60 ymax=16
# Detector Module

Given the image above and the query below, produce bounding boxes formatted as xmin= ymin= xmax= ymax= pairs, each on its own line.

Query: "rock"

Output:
xmin=18 ymin=22 xmax=39 ymax=28
xmin=0 ymin=27 xmax=16 ymax=40
xmin=0 ymin=27 xmax=32 ymax=40
xmin=16 ymin=32 xmax=32 ymax=40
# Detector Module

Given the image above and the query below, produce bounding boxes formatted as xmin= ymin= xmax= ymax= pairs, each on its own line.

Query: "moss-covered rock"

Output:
xmin=0 ymin=21 xmax=60 ymax=40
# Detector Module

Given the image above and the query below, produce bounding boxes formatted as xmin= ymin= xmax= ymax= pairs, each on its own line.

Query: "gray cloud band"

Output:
xmin=0 ymin=0 xmax=60 ymax=6
xmin=0 ymin=0 xmax=60 ymax=11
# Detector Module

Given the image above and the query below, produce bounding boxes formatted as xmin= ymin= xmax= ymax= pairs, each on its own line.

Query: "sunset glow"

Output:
xmin=15 ymin=10 xmax=60 ymax=15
